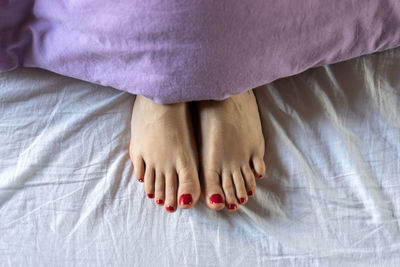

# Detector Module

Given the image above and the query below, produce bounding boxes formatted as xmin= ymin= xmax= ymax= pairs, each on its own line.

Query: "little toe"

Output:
xmin=134 ymin=156 xmax=145 ymax=183
xmin=164 ymin=171 xmax=178 ymax=213
xmin=154 ymin=172 xmax=165 ymax=206
xmin=177 ymin=168 xmax=200 ymax=209
xmin=221 ymin=172 xmax=239 ymax=212
xmin=241 ymin=165 xmax=256 ymax=197
xmin=232 ymin=170 xmax=248 ymax=204
xmin=144 ymin=168 xmax=155 ymax=199
xmin=251 ymin=156 xmax=266 ymax=179
xmin=202 ymin=170 xmax=225 ymax=211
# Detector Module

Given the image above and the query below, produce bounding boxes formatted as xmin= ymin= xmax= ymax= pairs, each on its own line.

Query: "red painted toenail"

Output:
xmin=209 ymin=194 xmax=224 ymax=204
xmin=239 ymin=198 xmax=246 ymax=204
xmin=256 ymin=173 xmax=263 ymax=179
xmin=228 ymin=204 xmax=237 ymax=210
xmin=156 ymin=199 xmax=164 ymax=205
xmin=166 ymin=206 xmax=174 ymax=212
xmin=138 ymin=178 xmax=144 ymax=182
xmin=179 ymin=194 xmax=193 ymax=206
xmin=147 ymin=193 xmax=154 ymax=199
xmin=247 ymin=191 xmax=253 ymax=196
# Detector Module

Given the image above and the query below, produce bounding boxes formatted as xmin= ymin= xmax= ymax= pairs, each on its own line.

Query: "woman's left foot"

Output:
xmin=196 ymin=90 xmax=266 ymax=211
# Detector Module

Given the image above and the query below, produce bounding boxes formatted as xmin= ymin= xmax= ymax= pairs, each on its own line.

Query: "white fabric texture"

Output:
xmin=0 ymin=47 xmax=400 ymax=266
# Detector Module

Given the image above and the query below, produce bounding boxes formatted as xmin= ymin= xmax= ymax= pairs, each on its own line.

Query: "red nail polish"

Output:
xmin=147 ymin=193 xmax=154 ymax=199
xmin=179 ymin=194 xmax=193 ymax=206
xmin=228 ymin=204 xmax=237 ymax=210
xmin=247 ymin=191 xmax=253 ymax=196
xmin=239 ymin=198 xmax=246 ymax=204
xmin=209 ymin=194 xmax=224 ymax=204
xmin=165 ymin=206 xmax=174 ymax=212
xmin=257 ymin=173 xmax=263 ymax=179
xmin=156 ymin=199 xmax=164 ymax=205
xmin=138 ymin=178 xmax=144 ymax=183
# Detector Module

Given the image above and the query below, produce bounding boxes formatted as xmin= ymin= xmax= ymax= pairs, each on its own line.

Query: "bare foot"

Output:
xmin=130 ymin=95 xmax=200 ymax=213
xmin=196 ymin=90 xmax=266 ymax=212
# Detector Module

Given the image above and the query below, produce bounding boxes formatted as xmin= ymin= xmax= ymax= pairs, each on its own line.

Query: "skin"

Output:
xmin=130 ymin=90 xmax=266 ymax=213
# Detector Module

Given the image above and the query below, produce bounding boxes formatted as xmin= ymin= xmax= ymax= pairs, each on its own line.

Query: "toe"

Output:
xmin=154 ymin=172 xmax=165 ymax=206
xmin=164 ymin=171 xmax=178 ymax=213
xmin=177 ymin=167 xmax=200 ymax=209
xmin=232 ymin=169 xmax=248 ymax=205
xmin=144 ymin=168 xmax=155 ymax=199
xmin=241 ymin=165 xmax=256 ymax=197
xmin=202 ymin=170 xmax=225 ymax=211
xmin=221 ymin=171 xmax=238 ymax=212
xmin=251 ymin=156 xmax=266 ymax=179
xmin=133 ymin=156 xmax=145 ymax=183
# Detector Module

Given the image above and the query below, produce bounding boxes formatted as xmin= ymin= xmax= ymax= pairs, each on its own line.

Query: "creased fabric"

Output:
xmin=1 ymin=0 xmax=400 ymax=104
xmin=0 ymin=46 xmax=399 ymax=267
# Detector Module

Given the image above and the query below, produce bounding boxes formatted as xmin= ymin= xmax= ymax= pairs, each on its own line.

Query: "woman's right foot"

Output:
xmin=130 ymin=95 xmax=200 ymax=213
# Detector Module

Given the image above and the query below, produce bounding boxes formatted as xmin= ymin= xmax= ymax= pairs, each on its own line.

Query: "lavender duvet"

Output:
xmin=1 ymin=0 xmax=400 ymax=104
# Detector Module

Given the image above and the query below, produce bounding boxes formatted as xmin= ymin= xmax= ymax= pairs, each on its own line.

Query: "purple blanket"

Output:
xmin=1 ymin=1 xmax=400 ymax=104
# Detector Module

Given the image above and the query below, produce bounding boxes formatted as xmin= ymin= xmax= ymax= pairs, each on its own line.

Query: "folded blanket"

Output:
xmin=1 ymin=0 xmax=400 ymax=104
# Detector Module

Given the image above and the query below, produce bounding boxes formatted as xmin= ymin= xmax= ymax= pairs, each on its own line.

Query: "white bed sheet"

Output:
xmin=0 ymin=47 xmax=400 ymax=267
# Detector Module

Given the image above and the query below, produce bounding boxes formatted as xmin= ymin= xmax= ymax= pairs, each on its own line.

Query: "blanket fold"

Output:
xmin=1 ymin=0 xmax=400 ymax=104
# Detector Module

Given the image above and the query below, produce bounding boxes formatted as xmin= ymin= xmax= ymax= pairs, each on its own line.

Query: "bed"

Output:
xmin=0 ymin=46 xmax=399 ymax=266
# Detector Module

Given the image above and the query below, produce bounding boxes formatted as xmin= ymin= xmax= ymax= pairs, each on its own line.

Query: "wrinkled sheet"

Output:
xmin=1 ymin=47 xmax=400 ymax=266
xmin=1 ymin=0 xmax=400 ymax=104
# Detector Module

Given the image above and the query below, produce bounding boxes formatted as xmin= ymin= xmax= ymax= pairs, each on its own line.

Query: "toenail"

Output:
xmin=156 ymin=199 xmax=164 ymax=205
xmin=179 ymin=194 xmax=193 ymax=206
xmin=228 ymin=204 xmax=237 ymax=210
xmin=256 ymin=173 xmax=263 ymax=179
xmin=239 ymin=198 xmax=246 ymax=204
xmin=247 ymin=190 xmax=253 ymax=196
xmin=209 ymin=194 xmax=224 ymax=204
xmin=165 ymin=206 xmax=174 ymax=212
xmin=138 ymin=178 xmax=144 ymax=182
xmin=147 ymin=193 xmax=154 ymax=199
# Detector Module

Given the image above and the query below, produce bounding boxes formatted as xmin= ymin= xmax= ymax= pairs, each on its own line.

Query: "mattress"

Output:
xmin=0 ymin=47 xmax=400 ymax=266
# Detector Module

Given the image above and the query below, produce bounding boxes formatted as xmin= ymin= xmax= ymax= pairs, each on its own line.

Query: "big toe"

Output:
xmin=177 ymin=168 xmax=201 ymax=209
xmin=202 ymin=171 xmax=225 ymax=211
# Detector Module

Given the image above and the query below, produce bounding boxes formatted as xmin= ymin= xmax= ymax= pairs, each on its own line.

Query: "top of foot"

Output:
xmin=130 ymin=95 xmax=201 ymax=212
xmin=196 ymin=90 xmax=266 ymax=212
